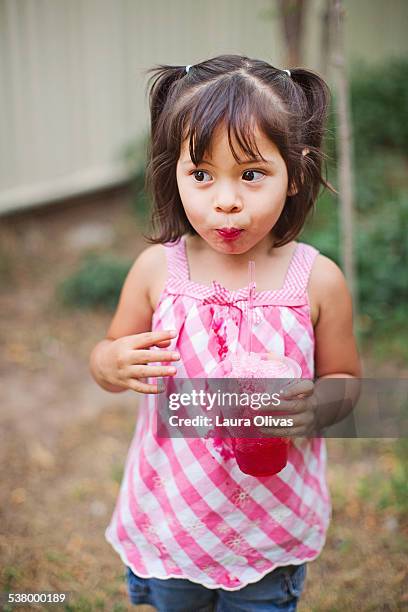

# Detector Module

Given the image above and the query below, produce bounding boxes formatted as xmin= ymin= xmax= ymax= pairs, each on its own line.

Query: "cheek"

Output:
xmin=258 ymin=184 xmax=288 ymax=215
xmin=177 ymin=181 xmax=206 ymax=218
xmin=183 ymin=204 xmax=205 ymax=228
xmin=177 ymin=177 xmax=191 ymax=210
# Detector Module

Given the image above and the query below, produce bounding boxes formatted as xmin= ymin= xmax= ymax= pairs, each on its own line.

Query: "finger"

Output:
xmin=258 ymin=413 xmax=314 ymax=436
xmin=131 ymin=350 xmax=180 ymax=364
xmin=258 ymin=425 xmax=300 ymax=437
xmin=129 ymin=330 xmax=178 ymax=349
xmin=261 ymin=398 xmax=305 ymax=414
xmin=129 ymin=364 xmax=177 ymax=378
xmin=280 ymin=379 xmax=314 ymax=399
xmin=128 ymin=378 xmax=165 ymax=394
xmin=154 ymin=339 xmax=173 ymax=347
xmin=256 ymin=429 xmax=294 ymax=439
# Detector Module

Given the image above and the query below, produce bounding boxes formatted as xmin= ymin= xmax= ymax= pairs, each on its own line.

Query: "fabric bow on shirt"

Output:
xmin=202 ymin=280 xmax=255 ymax=306
xmin=202 ymin=280 xmax=261 ymax=326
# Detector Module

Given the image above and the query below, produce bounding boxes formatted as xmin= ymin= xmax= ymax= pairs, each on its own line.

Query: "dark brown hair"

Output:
xmin=143 ymin=54 xmax=333 ymax=248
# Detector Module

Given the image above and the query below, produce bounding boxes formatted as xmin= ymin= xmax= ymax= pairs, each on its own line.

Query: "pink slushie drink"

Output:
xmin=226 ymin=352 xmax=301 ymax=477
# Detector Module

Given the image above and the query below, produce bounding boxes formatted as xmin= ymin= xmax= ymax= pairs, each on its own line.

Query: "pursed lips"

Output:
xmin=217 ymin=227 xmax=244 ymax=232
xmin=216 ymin=227 xmax=244 ymax=240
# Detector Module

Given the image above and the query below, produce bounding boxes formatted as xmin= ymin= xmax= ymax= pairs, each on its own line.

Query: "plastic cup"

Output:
xmin=226 ymin=352 xmax=301 ymax=477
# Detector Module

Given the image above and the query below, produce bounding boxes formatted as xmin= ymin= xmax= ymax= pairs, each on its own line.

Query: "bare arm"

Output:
xmin=309 ymin=255 xmax=362 ymax=431
xmin=89 ymin=245 xmax=179 ymax=393
xmin=312 ymin=255 xmax=362 ymax=379
xmin=269 ymin=256 xmax=363 ymax=437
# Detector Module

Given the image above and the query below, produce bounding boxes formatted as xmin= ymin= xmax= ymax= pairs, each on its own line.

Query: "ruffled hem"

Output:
xmin=105 ymin=520 xmax=330 ymax=591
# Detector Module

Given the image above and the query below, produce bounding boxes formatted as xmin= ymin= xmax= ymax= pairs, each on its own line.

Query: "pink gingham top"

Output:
xmin=105 ymin=235 xmax=332 ymax=590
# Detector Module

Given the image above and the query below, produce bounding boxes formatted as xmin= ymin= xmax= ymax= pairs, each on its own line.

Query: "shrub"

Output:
xmin=58 ymin=254 xmax=131 ymax=311
xmin=357 ymin=191 xmax=408 ymax=321
xmin=122 ymin=136 xmax=151 ymax=221
xmin=350 ymin=58 xmax=408 ymax=156
xmin=305 ymin=59 xmax=408 ymax=355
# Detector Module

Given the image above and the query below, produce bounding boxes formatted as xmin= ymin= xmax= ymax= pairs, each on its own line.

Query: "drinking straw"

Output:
xmin=247 ymin=260 xmax=256 ymax=355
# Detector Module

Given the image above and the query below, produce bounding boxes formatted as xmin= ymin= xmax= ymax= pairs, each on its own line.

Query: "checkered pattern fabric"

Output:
xmin=105 ymin=236 xmax=331 ymax=590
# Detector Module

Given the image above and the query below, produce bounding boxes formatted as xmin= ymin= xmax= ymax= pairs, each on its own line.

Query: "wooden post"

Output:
xmin=320 ymin=2 xmax=331 ymax=76
xmin=330 ymin=0 xmax=357 ymax=308
xmin=277 ymin=0 xmax=308 ymax=66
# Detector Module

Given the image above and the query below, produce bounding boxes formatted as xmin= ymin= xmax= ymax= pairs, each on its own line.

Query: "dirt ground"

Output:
xmin=0 ymin=188 xmax=407 ymax=611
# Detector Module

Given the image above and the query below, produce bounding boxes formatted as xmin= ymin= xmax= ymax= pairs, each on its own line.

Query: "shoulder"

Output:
xmin=309 ymin=254 xmax=349 ymax=293
xmin=308 ymin=254 xmax=352 ymax=326
xmin=123 ymin=244 xmax=165 ymax=288
xmin=105 ymin=244 xmax=167 ymax=339
xmin=133 ymin=244 xmax=168 ymax=310
xmin=134 ymin=243 xmax=167 ymax=270
xmin=131 ymin=243 xmax=167 ymax=300
xmin=307 ymin=254 xmax=361 ymax=377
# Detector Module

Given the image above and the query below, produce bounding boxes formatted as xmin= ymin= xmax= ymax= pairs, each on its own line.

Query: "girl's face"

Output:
xmin=176 ymin=123 xmax=291 ymax=255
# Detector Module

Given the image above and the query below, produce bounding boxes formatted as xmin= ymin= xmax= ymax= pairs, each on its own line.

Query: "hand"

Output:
xmin=258 ymin=379 xmax=319 ymax=438
xmin=98 ymin=330 xmax=180 ymax=394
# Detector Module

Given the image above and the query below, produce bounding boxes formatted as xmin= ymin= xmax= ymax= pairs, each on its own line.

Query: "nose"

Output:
xmin=215 ymin=201 xmax=243 ymax=213
xmin=214 ymin=188 xmax=243 ymax=214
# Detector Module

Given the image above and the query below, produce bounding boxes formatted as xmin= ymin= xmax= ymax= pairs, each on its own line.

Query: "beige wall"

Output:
xmin=1 ymin=0 xmax=407 ymax=214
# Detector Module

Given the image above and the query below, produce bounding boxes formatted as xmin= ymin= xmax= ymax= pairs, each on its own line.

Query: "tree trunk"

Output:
xmin=277 ymin=0 xmax=308 ymax=67
xmin=330 ymin=0 xmax=357 ymax=309
xmin=320 ymin=2 xmax=331 ymax=76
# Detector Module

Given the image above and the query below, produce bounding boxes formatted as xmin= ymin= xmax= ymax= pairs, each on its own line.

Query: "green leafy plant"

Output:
xmin=350 ymin=58 xmax=408 ymax=156
xmin=58 ymin=254 xmax=131 ymax=311
xmin=305 ymin=59 xmax=408 ymax=359
xmin=122 ymin=135 xmax=151 ymax=221
xmin=356 ymin=440 xmax=408 ymax=518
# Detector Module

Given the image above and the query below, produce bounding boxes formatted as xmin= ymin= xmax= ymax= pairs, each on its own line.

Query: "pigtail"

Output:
xmin=289 ymin=68 xmax=331 ymax=149
xmin=288 ymin=68 xmax=335 ymax=205
xmin=145 ymin=64 xmax=187 ymax=133
xmin=144 ymin=64 xmax=192 ymax=244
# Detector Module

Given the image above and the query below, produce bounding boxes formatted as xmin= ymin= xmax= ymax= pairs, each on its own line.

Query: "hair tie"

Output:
xmin=283 ymin=69 xmax=291 ymax=77
xmin=185 ymin=65 xmax=192 ymax=74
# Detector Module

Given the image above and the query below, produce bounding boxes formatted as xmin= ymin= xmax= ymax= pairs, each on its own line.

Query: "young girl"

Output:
xmin=90 ymin=54 xmax=361 ymax=611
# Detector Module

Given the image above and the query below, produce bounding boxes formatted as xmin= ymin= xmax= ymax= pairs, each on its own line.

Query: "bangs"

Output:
xmin=177 ymin=74 xmax=291 ymax=165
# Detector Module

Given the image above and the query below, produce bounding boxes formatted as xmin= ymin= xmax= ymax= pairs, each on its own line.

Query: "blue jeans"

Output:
xmin=126 ymin=563 xmax=307 ymax=611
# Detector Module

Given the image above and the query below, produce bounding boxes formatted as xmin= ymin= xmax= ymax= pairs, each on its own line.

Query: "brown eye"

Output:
xmin=242 ymin=170 xmax=264 ymax=182
xmin=192 ymin=170 xmax=211 ymax=183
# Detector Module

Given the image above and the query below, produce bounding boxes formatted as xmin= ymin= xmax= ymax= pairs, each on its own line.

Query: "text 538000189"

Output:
xmin=0 ymin=592 xmax=69 ymax=606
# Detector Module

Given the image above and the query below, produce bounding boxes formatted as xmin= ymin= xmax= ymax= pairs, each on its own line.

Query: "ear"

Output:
xmin=287 ymin=148 xmax=310 ymax=197
xmin=287 ymin=181 xmax=298 ymax=197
